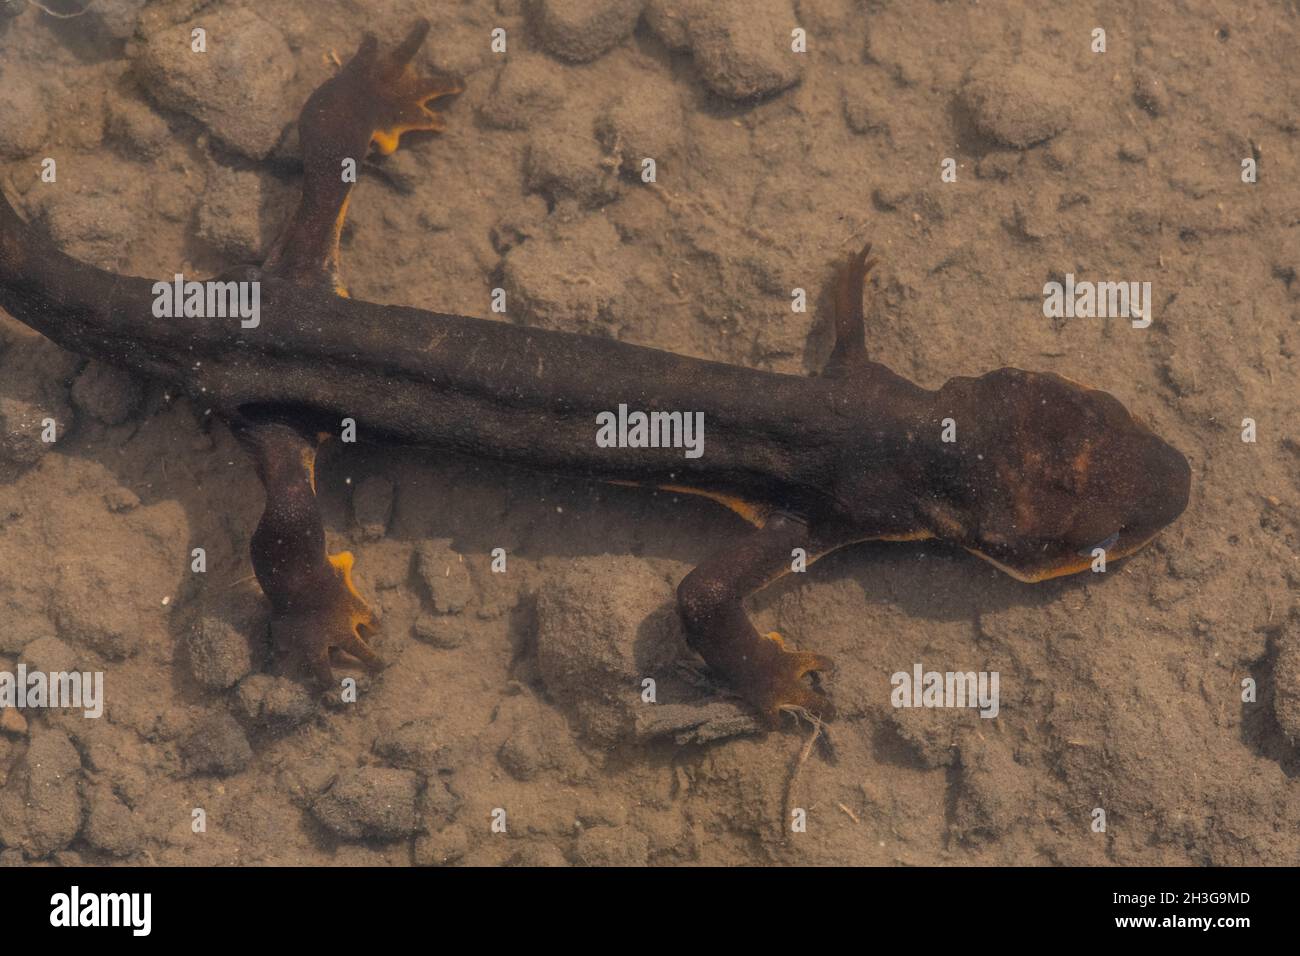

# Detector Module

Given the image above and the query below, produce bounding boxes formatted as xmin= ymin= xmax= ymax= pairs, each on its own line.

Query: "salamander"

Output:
xmin=0 ymin=21 xmax=1190 ymax=727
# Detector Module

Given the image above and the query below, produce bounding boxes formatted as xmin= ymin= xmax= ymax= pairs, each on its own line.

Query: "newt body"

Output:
xmin=0 ymin=22 xmax=1189 ymax=726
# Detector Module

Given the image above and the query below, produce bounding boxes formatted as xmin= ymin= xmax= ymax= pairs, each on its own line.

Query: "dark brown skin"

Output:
xmin=0 ymin=21 xmax=1190 ymax=727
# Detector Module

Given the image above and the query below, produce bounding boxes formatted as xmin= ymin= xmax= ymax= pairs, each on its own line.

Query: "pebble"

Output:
xmin=82 ymin=785 xmax=141 ymax=857
xmin=479 ymin=52 xmax=566 ymax=131
xmin=961 ymin=53 xmax=1073 ymax=148
xmin=490 ymin=195 xmax=550 ymax=254
xmin=102 ymin=89 xmax=170 ymax=158
xmin=234 ymin=674 xmax=316 ymax=730
xmin=413 ymin=825 xmax=470 ymax=866
xmin=1273 ymin=635 xmax=1300 ymax=746
xmin=508 ymin=842 xmax=571 ymax=866
xmin=976 ymin=150 xmax=1023 ymax=180
xmin=180 ymin=713 xmax=253 ymax=776
xmin=130 ymin=6 xmax=297 ymax=160
xmin=0 ymin=730 xmax=83 ymax=857
xmin=872 ymin=185 xmax=910 ymax=212
xmin=532 ymin=0 xmax=645 ymax=63
xmin=103 ymin=487 xmax=142 ymax=513
xmin=501 ymin=216 xmax=633 ymax=333
xmin=645 ymin=0 xmax=805 ymax=100
xmin=195 ymin=165 xmax=267 ymax=261
xmin=887 ymin=704 xmax=959 ymax=769
xmin=19 ymin=635 xmax=78 ymax=676
xmin=28 ymin=154 xmax=146 ymax=264
xmin=0 ymin=343 xmax=77 ymax=469
xmin=1118 ymin=140 xmax=1149 ymax=164
xmin=415 ymin=540 xmax=476 ymax=614
xmin=841 ymin=79 xmax=892 ymax=136
xmin=524 ymin=115 xmax=623 ymax=207
xmin=497 ymin=718 xmax=550 ymax=780
xmin=185 ymin=598 xmax=261 ymax=686
xmin=596 ymin=78 xmax=685 ymax=176
xmin=688 ymin=0 xmax=803 ymax=100
xmin=643 ymin=0 xmax=692 ymax=50
xmin=86 ymin=0 xmax=149 ymax=41
xmin=535 ymin=555 xmax=686 ymax=741
xmin=1011 ymin=192 xmax=1056 ymax=241
xmin=69 ymin=361 xmax=143 ymax=427
xmin=633 ymin=701 xmax=761 ymax=744
xmin=311 ymin=767 xmax=421 ymax=841
xmin=411 ymin=613 xmax=475 ymax=649
xmin=373 ymin=719 xmax=452 ymax=775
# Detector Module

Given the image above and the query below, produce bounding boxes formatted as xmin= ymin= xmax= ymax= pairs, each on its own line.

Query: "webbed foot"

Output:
xmin=677 ymin=515 xmax=839 ymax=729
xmin=271 ymin=551 xmax=384 ymax=684
xmin=263 ymin=19 xmax=461 ymax=294
xmin=719 ymin=632 xmax=836 ymax=727
xmin=307 ymin=19 xmax=463 ymax=158
xmin=235 ymin=418 xmax=384 ymax=686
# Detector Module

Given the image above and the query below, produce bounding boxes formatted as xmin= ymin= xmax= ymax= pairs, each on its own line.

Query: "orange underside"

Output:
xmin=965 ymin=530 xmax=1159 ymax=583
xmin=606 ymin=480 xmax=770 ymax=527
xmin=327 ymin=550 xmax=373 ymax=632
xmin=657 ymin=483 xmax=770 ymax=526
xmin=605 ymin=481 xmax=1161 ymax=584
xmin=371 ymin=120 xmax=439 ymax=156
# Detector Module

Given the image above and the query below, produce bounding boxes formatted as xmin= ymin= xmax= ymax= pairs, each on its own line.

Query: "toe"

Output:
xmin=774 ymin=684 xmax=835 ymax=724
xmin=340 ymin=629 xmax=383 ymax=671
xmin=381 ymin=19 xmax=431 ymax=74
xmin=793 ymin=651 xmax=835 ymax=677
xmin=310 ymin=649 xmax=335 ymax=685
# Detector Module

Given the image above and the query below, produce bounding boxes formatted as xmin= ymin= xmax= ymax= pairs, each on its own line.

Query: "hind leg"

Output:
xmin=677 ymin=514 xmax=838 ymax=727
xmin=234 ymin=418 xmax=381 ymax=684
xmin=262 ymin=19 xmax=460 ymax=295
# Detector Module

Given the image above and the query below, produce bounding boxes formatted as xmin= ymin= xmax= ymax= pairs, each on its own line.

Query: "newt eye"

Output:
xmin=1078 ymin=531 xmax=1119 ymax=556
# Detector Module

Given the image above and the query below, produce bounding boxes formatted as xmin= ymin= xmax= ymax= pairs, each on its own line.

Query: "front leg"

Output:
xmin=233 ymin=418 xmax=381 ymax=684
xmin=262 ymin=19 xmax=460 ymax=295
xmin=677 ymin=514 xmax=836 ymax=727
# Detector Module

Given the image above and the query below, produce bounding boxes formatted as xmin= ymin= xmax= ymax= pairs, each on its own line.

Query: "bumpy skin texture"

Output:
xmin=0 ymin=22 xmax=1190 ymax=726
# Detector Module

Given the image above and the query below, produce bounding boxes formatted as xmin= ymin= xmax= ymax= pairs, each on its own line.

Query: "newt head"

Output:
xmin=918 ymin=368 xmax=1190 ymax=583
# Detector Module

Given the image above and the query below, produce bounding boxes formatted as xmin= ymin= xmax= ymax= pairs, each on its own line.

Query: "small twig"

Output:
xmin=27 ymin=0 xmax=96 ymax=20
xmin=781 ymin=705 xmax=824 ymax=835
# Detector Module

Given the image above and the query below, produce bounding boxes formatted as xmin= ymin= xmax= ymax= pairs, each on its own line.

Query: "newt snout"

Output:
xmin=1123 ymin=428 xmax=1192 ymax=544
xmin=920 ymin=368 xmax=1190 ymax=583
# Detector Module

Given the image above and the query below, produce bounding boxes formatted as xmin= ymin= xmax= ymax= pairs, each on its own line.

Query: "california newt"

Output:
xmin=0 ymin=21 xmax=1190 ymax=727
